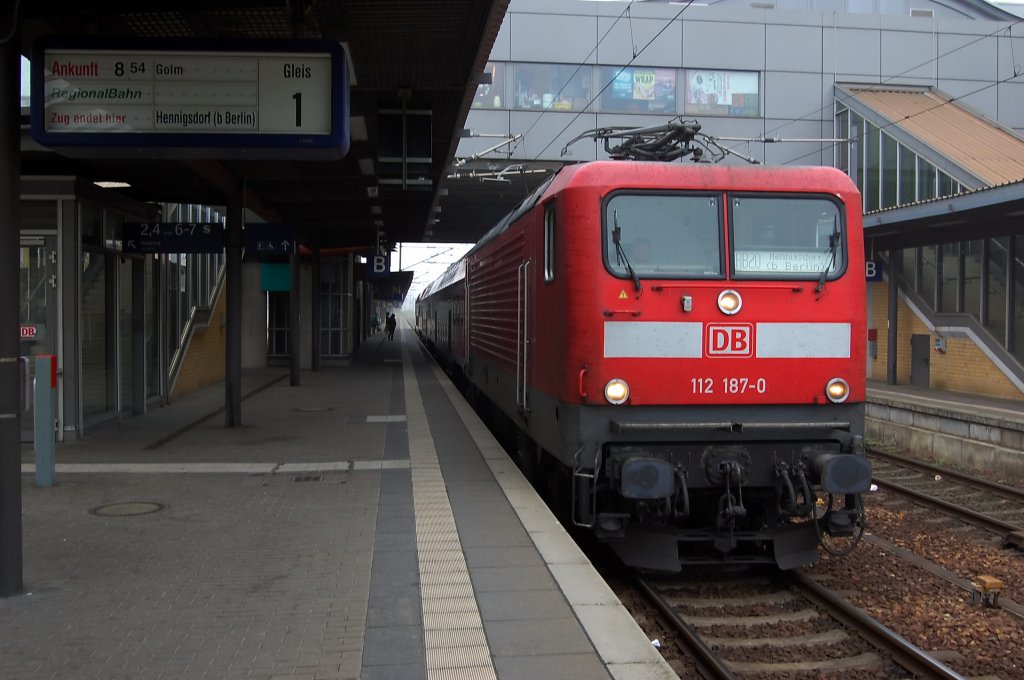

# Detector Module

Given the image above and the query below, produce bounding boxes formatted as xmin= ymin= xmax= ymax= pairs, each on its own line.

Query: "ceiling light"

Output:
xmin=366 ymin=186 xmax=379 ymax=198
xmin=358 ymin=158 xmax=375 ymax=176
xmin=374 ymin=219 xmax=384 ymax=227
xmin=370 ymin=205 xmax=382 ymax=215
xmin=94 ymin=181 xmax=131 ymax=189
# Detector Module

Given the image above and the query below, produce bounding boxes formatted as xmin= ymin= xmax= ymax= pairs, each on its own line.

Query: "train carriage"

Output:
xmin=417 ymin=159 xmax=871 ymax=571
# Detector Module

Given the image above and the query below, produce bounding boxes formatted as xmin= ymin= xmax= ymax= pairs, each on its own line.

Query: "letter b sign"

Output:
xmin=368 ymin=254 xmax=389 ymax=279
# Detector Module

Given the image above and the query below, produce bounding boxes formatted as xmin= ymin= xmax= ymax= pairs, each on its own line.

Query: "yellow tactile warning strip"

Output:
xmin=427 ymin=362 xmax=678 ymax=680
xmin=402 ymin=343 xmax=499 ymax=680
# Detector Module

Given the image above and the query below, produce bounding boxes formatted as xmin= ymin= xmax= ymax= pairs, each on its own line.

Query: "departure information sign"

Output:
xmin=123 ymin=222 xmax=225 ymax=254
xmin=31 ymin=38 xmax=349 ymax=157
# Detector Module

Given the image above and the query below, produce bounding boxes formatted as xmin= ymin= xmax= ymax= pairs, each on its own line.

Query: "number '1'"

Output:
xmin=292 ymin=92 xmax=302 ymax=127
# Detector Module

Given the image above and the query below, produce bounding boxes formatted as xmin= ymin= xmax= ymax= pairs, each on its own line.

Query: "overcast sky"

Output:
xmin=393 ymin=242 xmax=475 ymax=309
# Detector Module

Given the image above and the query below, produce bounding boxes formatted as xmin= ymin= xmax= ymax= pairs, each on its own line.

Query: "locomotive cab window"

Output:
xmin=730 ymin=196 xmax=846 ymax=280
xmin=604 ymin=193 xmax=723 ymax=279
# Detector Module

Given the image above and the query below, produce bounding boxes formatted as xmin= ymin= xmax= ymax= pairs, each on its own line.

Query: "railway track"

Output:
xmin=633 ymin=566 xmax=962 ymax=679
xmin=868 ymin=447 xmax=1024 ymax=547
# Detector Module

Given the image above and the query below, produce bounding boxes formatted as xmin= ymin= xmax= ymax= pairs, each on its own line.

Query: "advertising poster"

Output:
xmin=684 ymin=70 xmax=758 ymax=117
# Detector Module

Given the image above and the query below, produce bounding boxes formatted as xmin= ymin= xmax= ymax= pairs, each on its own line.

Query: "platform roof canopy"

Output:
xmin=838 ymin=84 xmax=1024 ymax=250
xmin=18 ymin=0 xmax=510 ymax=249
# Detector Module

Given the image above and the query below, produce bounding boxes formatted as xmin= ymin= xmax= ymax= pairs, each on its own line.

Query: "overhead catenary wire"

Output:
xmin=775 ymin=20 xmax=1024 ymax=146
xmin=509 ymin=0 xmax=696 ymax=162
xmin=513 ymin=3 xmax=1022 ymax=168
xmin=781 ymin=66 xmax=1024 ymax=168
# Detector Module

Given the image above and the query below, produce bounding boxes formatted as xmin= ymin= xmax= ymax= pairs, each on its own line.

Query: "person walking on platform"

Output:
xmin=385 ymin=313 xmax=397 ymax=341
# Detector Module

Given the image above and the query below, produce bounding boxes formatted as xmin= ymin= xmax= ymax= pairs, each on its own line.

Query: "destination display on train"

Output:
xmin=30 ymin=39 xmax=349 ymax=155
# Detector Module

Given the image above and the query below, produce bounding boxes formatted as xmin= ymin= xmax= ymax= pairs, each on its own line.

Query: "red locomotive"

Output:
xmin=417 ymin=148 xmax=871 ymax=570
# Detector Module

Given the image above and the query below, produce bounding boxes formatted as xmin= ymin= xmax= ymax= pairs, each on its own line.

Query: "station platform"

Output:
xmin=866 ymin=380 xmax=1024 ymax=480
xmin=3 ymin=327 xmax=674 ymax=680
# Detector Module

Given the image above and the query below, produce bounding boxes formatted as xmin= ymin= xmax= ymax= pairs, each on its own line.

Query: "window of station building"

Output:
xmin=81 ymin=202 xmax=104 ymax=245
xmin=513 ymin=63 xmax=592 ymax=111
xmin=472 ymin=62 xmax=507 ymax=109
xmin=850 ymin=112 xmax=866 ymax=195
xmin=145 ymin=256 xmax=160 ymax=399
xmin=267 ymin=292 xmax=290 ymax=357
xmin=898 ymin=146 xmax=916 ymax=205
xmin=938 ymin=242 xmax=960 ymax=313
xmin=986 ymin=237 xmax=1009 ymax=343
xmin=320 ymin=258 xmax=349 ymax=357
xmin=899 ymin=247 xmax=919 ymax=291
xmin=835 ymin=108 xmax=850 ymax=175
xmin=918 ymin=161 xmax=937 ymax=201
xmin=920 ymin=244 xmax=937 ymax=307
xmin=937 ymin=171 xmax=963 ymax=199
xmin=682 ymin=69 xmax=758 ymax=118
xmin=964 ymin=239 xmax=983 ymax=323
xmin=81 ymin=249 xmax=116 ymax=419
xmin=881 ymin=132 xmax=898 ymax=209
xmin=1013 ymin=237 xmax=1024 ymax=361
xmin=865 ymin=121 xmax=881 ymax=213
xmin=600 ymin=66 xmax=676 ymax=113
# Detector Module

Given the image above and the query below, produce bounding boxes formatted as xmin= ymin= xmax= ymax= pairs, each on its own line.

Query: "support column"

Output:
xmin=132 ymin=257 xmax=145 ymax=414
xmin=289 ymin=252 xmax=300 ymax=386
xmin=225 ymin=188 xmax=243 ymax=426
xmin=0 ymin=31 xmax=24 ymax=597
xmin=887 ymin=249 xmax=898 ymax=385
xmin=311 ymin=249 xmax=321 ymax=371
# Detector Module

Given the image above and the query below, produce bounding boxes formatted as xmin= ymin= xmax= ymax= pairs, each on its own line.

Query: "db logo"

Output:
xmin=706 ymin=323 xmax=753 ymax=357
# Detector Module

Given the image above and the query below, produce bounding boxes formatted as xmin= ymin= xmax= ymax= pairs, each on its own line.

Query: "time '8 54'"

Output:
xmin=691 ymin=377 xmax=767 ymax=394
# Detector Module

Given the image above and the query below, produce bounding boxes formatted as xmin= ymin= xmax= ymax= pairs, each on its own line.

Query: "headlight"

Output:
xmin=717 ymin=289 xmax=742 ymax=315
xmin=604 ymin=378 xmax=629 ymax=404
xmin=825 ymin=378 xmax=849 ymax=403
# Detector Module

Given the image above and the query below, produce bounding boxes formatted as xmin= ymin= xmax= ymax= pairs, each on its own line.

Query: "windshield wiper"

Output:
xmin=815 ymin=217 xmax=841 ymax=294
xmin=612 ymin=210 xmax=642 ymax=294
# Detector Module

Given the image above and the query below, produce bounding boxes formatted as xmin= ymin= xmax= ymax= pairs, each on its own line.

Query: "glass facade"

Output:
xmin=320 ymin=258 xmax=350 ymax=357
xmin=267 ymin=292 xmax=290 ymax=357
xmin=81 ymin=249 xmax=113 ymax=419
xmin=938 ymin=242 xmax=959 ymax=313
xmin=474 ymin=62 xmax=759 ymax=118
xmin=833 ymin=103 xmax=1024 ymax=367
xmin=512 ymin=63 xmax=592 ymax=111
xmin=836 ymin=104 xmax=967 ymax=213
xmin=163 ymin=203 xmax=226 ymax=377
xmin=600 ymin=66 xmax=676 ymax=114
xmin=888 ymin=233 xmax=1024 ymax=365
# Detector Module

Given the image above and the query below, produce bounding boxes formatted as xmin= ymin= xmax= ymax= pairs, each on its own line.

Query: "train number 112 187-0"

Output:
xmin=691 ymin=377 xmax=767 ymax=394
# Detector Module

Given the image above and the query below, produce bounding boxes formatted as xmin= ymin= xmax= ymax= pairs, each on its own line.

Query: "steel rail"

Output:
xmin=871 ymin=476 xmax=1022 ymax=536
xmin=869 ymin=447 xmax=1024 ymax=502
xmin=634 ymin=576 xmax=738 ymax=680
xmin=786 ymin=571 xmax=967 ymax=680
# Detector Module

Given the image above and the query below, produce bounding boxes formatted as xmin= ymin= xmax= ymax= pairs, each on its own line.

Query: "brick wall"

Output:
xmin=867 ymin=280 xmax=1023 ymax=401
xmin=171 ymin=282 xmax=228 ymax=400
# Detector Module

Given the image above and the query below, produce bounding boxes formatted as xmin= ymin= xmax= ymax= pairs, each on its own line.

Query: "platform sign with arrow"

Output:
xmin=243 ymin=223 xmax=297 ymax=254
xmin=123 ymin=222 xmax=224 ymax=254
